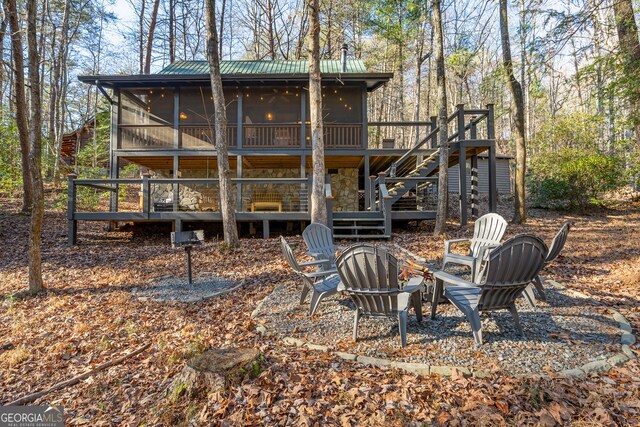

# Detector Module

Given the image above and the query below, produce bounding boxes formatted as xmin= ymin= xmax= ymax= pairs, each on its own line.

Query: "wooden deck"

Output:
xmin=67 ymin=104 xmax=497 ymax=244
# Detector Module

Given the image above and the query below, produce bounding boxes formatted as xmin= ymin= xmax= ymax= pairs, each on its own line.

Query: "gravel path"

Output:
xmin=254 ymin=281 xmax=621 ymax=375
xmin=132 ymin=274 xmax=243 ymax=302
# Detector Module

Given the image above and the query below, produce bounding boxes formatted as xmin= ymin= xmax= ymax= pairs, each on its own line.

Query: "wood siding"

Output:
xmin=448 ymin=158 xmax=512 ymax=194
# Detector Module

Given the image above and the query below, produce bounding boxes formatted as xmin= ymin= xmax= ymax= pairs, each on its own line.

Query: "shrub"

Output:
xmin=527 ymin=148 xmax=626 ymax=210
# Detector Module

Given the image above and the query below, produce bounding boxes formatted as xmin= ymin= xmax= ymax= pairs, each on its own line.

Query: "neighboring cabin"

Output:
xmin=70 ymin=53 xmax=501 ymax=242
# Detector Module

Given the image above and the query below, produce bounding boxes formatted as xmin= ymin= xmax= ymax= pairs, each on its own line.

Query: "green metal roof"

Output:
xmin=159 ymin=60 xmax=369 ymax=75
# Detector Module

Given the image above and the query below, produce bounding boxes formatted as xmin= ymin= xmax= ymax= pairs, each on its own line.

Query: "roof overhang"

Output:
xmin=78 ymin=72 xmax=393 ymax=92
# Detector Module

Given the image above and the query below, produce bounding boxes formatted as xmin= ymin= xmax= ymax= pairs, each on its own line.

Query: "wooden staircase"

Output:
xmin=332 ymin=211 xmax=388 ymax=239
xmin=370 ymin=104 xmax=497 ymax=226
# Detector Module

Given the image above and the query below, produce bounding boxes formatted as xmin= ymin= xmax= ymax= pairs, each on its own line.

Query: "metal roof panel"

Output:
xmin=159 ymin=59 xmax=369 ymax=75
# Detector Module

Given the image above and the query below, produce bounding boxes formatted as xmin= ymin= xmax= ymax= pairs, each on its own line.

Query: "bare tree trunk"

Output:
xmin=143 ymin=0 xmax=160 ymax=74
xmin=612 ymin=0 xmax=640 ymax=152
xmin=206 ymin=0 xmax=240 ymax=248
xmin=499 ymin=0 xmax=526 ymax=224
xmin=26 ymin=0 xmax=44 ymax=293
xmin=432 ymin=0 xmax=448 ymax=237
xmin=169 ymin=0 xmax=175 ymax=62
xmin=308 ymin=0 xmax=327 ymax=225
xmin=6 ymin=0 xmax=32 ymax=212
xmin=138 ymin=0 xmax=146 ymax=73
xmin=52 ymin=0 xmax=71 ymax=184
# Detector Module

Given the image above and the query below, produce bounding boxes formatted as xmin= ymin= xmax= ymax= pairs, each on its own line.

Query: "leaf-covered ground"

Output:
xmin=1 ymin=192 xmax=639 ymax=426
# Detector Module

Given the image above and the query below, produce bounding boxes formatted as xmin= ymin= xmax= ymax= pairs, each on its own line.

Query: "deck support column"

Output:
xmin=67 ymin=173 xmax=77 ymax=246
xmin=369 ymin=175 xmax=376 ymax=211
xmin=236 ymin=155 xmax=243 ymax=211
xmin=263 ymin=220 xmax=269 ymax=239
xmin=457 ymin=104 xmax=468 ymax=226
xmin=142 ymin=173 xmax=151 ymax=219
xmin=470 ymin=156 xmax=478 ymax=219
xmin=364 ymin=154 xmax=370 ymax=209
xmin=173 ymin=156 xmax=179 ymax=212
xmin=486 ymin=104 xmax=497 ymax=212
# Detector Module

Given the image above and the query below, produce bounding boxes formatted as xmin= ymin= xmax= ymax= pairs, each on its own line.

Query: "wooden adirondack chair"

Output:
xmin=431 ymin=234 xmax=548 ymax=345
xmin=302 ymin=223 xmax=345 ymax=271
xmin=522 ymin=222 xmax=570 ymax=306
xmin=279 ymin=236 xmax=340 ymax=316
xmin=335 ymin=244 xmax=424 ymax=347
xmin=442 ymin=213 xmax=508 ymax=282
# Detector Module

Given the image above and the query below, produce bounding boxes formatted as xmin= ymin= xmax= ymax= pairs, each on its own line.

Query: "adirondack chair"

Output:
xmin=431 ymin=234 xmax=548 ymax=345
xmin=442 ymin=213 xmax=508 ymax=282
xmin=279 ymin=236 xmax=340 ymax=316
xmin=302 ymin=223 xmax=344 ymax=271
xmin=335 ymin=244 xmax=424 ymax=347
xmin=522 ymin=222 xmax=570 ymax=306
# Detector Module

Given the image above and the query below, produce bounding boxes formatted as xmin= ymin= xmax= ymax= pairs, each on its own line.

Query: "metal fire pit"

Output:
xmin=171 ymin=230 xmax=204 ymax=284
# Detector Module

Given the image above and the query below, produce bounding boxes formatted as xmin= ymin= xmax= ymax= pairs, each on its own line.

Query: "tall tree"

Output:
xmin=499 ymin=0 xmax=526 ymax=223
xmin=307 ymin=0 xmax=327 ymax=225
xmin=6 ymin=0 xmax=32 ymax=212
xmin=206 ymin=0 xmax=240 ymax=248
xmin=612 ymin=0 xmax=640 ymax=151
xmin=26 ymin=0 xmax=45 ymax=293
xmin=432 ymin=0 xmax=448 ymax=236
xmin=143 ymin=0 xmax=161 ymax=73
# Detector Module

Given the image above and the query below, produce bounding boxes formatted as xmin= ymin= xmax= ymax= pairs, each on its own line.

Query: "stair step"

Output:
xmin=334 ymin=234 xmax=390 ymax=239
xmin=333 ymin=225 xmax=385 ymax=230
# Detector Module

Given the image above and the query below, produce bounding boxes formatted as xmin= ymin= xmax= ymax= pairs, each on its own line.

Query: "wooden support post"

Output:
xmin=174 ymin=89 xmax=180 ymax=148
xmin=237 ymin=88 xmax=243 ymax=149
xmin=142 ymin=173 xmax=151 ymax=219
xmin=457 ymin=104 xmax=467 ymax=226
xmin=300 ymin=155 xmax=306 ymax=213
xmin=263 ymin=220 xmax=270 ymax=239
xmin=369 ymin=175 xmax=376 ymax=211
xmin=361 ymin=87 xmax=368 ymax=148
xmin=174 ymin=219 xmax=182 ymax=233
xmin=173 ymin=156 xmax=179 ymax=212
xmin=325 ymin=174 xmax=333 ymax=232
xmin=109 ymin=90 xmax=120 ymax=215
xmin=379 ymin=172 xmax=392 ymax=235
xmin=300 ymin=90 xmax=307 ymax=148
xmin=67 ymin=174 xmax=77 ymax=246
xmin=486 ymin=104 xmax=497 ymax=212
xmin=364 ymin=154 xmax=370 ymax=209
xmin=236 ymin=155 xmax=243 ymax=211
xmin=430 ymin=116 xmax=437 ymax=149
xmin=470 ymin=156 xmax=478 ymax=219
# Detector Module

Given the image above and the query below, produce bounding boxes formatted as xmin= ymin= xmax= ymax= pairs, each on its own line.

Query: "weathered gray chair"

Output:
xmin=280 ymin=236 xmax=340 ymax=316
xmin=431 ymin=234 xmax=548 ymax=345
xmin=442 ymin=213 xmax=508 ymax=282
xmin=523 ymin=222 xmax=570 ymax=305
xmin=335 ymin=244 xmax=424 ymax=347
xmin=302 ymin=223 xmax=344 ymax=271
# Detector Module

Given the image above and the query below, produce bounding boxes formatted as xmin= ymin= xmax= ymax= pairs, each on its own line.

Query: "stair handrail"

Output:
xmin=383 ymin=107 xmax=491 ymax=182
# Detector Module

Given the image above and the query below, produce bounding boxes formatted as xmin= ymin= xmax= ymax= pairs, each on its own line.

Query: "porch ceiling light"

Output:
xmin=180 ymin=112 xmax=188 ymax=119
xmin=266 ymin=112 xmax=273 ymax=121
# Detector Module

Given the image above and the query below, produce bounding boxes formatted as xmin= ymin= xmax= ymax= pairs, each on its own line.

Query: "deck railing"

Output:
xmin=66 ymin=173 xmax=396 ymax=245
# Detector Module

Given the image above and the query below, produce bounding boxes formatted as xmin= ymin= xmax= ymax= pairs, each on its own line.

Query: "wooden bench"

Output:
xmin=250 ymin=192 xmax=283 ymax=212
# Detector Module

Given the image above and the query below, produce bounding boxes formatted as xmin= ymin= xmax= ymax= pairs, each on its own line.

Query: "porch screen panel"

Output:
xmin=120 ymin=88 xmax=174 ymax=149
xmin=243 ymin=87 xmax=301 ymax=147
xmin=304 ymin=86 xmax=362 ymax=147
xmin=179 ymin=88 xmax=238 ymax=149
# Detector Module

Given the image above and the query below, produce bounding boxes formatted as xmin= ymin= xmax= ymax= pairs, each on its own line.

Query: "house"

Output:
xmin=70 ymin=52 xmax=499 ymax=244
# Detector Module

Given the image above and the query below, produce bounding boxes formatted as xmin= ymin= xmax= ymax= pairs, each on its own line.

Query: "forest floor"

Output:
xmin=1 ymin=190 xmax=639 ymax=426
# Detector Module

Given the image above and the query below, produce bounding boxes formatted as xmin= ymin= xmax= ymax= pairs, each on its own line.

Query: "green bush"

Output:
xmin=527 ymin=148 xmax=626 ymax=210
